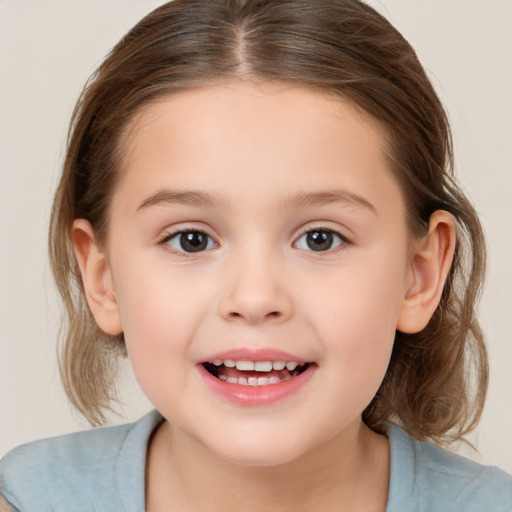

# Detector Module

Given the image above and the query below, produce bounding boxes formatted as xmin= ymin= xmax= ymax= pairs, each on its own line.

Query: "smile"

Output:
xmin=198 ymin=350 xmax=316 ymax=405
xmin=202 ymin=360 xmax=310 ymax=386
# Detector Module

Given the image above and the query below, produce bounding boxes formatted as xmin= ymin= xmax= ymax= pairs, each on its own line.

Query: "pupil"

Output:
xmin=307 ymin=231 xmax=333 ymax=251
xmin=181 ymin=232 xmax=207 ymax=252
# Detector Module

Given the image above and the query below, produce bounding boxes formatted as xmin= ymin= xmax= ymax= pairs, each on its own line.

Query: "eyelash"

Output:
xmin=157 ymin=226 xmax=350 ymax=256
xmin=294 ymin=228 xmax=348 ymax=254
xmin=157 ymin=229 xmax=217 ymax=257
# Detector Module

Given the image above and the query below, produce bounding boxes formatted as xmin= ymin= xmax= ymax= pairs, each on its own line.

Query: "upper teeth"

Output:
xmin=211 ymin=360 xmax=300 ymax=372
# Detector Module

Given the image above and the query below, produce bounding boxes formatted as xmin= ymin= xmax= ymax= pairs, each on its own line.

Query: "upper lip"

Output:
xmin=200 ymin=348 xmax=310 ymax=364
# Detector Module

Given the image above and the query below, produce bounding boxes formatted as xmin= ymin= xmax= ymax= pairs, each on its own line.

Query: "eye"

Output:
xmin=294 ymin=229 xmax=345 ymax=252
xmin=163 ymin=230 xmax=217 ymax=253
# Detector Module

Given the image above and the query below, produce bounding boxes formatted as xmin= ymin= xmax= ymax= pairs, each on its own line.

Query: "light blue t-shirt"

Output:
xmin=1 ymin=410 xmax=511 ymax=511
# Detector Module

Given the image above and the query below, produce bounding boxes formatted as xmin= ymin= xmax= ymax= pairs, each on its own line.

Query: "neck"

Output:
xmin=146 ymin=418 xmax=390 ymax=512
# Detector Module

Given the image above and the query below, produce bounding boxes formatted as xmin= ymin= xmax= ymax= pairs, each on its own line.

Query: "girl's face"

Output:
xmin=104 ymin=82 xmax=413 ymax=465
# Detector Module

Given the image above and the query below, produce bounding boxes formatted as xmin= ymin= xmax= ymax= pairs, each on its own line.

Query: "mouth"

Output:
xmin=202 ymin=359 xmax=311 ymax=386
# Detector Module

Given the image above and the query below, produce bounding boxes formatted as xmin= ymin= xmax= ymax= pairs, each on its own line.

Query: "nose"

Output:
xmin=218 ymin=250 xmax=293 ymax=326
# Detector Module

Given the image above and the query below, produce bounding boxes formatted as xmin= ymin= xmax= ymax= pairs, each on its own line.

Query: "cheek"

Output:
xmin=307 ymin=254 xmax=405 ymax=324
xmin=302 ymin=249 xmax=407 ymax=383
xmin=112 ymin=266 xmax=208 ymax=380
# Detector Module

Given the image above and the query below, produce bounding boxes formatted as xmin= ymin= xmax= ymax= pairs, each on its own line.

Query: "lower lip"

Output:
xmin=197 ymin=364 xmax=316 ymax=406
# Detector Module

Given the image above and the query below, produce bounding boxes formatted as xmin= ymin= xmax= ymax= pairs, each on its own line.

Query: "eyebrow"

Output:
xmin=137 ymin=189 xmax=226 ymax=211
xmin=283 ymin=189 xmax=377 ymax=214
xmin=136 ymin=188 xmax=376 ymax=214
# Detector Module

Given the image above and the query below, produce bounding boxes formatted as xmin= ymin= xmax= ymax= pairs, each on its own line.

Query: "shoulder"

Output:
xmin=386 ymin=422 xmax=512 ymax=512
xmin=0 ymin=410 xmax=162 ymax=512
xmin=417 ymin=437 xmax=512 ymax=511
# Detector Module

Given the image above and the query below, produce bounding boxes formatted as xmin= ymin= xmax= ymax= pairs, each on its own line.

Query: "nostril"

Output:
xmin=226 ymin=310 xmax=284 ymax=323
xmin=228 ymin=311 xmax=280 ymax=319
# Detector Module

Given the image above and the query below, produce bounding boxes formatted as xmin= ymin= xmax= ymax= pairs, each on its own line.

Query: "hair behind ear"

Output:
xmin=364 ymin=201 xmax=488 ymax=445
xmin=54 ymin=219 xmax=126 ymax=426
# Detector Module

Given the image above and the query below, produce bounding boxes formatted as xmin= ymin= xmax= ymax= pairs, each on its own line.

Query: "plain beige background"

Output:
xmin=1 ymin=0 xmax=511 ymax=472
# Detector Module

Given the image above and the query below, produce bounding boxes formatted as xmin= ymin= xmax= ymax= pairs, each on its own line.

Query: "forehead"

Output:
xmin=114 ymin=81 xmax=401 ymax=216
xmin=122 ymin=81 xmax=387 ymax=160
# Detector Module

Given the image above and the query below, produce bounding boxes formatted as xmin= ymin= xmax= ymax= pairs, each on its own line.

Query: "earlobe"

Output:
xmin=71 ymin=219 xmax=123 ymax=335
xmin=397 ymin=210 xmax=456 ymax=334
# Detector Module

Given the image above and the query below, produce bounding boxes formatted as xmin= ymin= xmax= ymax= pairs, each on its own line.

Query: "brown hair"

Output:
xmin=49 ymin=0 xmax=487 ymax=443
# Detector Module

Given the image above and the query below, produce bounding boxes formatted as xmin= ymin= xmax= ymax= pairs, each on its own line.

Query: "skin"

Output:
xmin=0 ymin=497 xmax=17 ymax=512
xmin=72 ymin=82 xmax=456 ymax=511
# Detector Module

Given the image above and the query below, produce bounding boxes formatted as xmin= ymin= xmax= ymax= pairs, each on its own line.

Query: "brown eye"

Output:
xmin=295 ymin=229 xmax=344 ymax=252
xmin=166 ymin=231 xmax=216 ymax=253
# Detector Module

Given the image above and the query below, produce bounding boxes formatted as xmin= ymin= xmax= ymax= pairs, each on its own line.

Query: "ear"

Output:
xmin=397 ymin=210 xmax=456 ymax=334
xmin=71 ymin=219 xmax=123 ymax=335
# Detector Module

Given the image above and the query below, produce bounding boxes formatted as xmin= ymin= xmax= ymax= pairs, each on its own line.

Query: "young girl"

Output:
xmin=1 ymin=0 xmax=511 ymax=510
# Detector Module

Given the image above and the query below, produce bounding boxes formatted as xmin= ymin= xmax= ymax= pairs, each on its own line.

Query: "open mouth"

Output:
xmin=202 ymin=359 xmax=311 ymax=386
